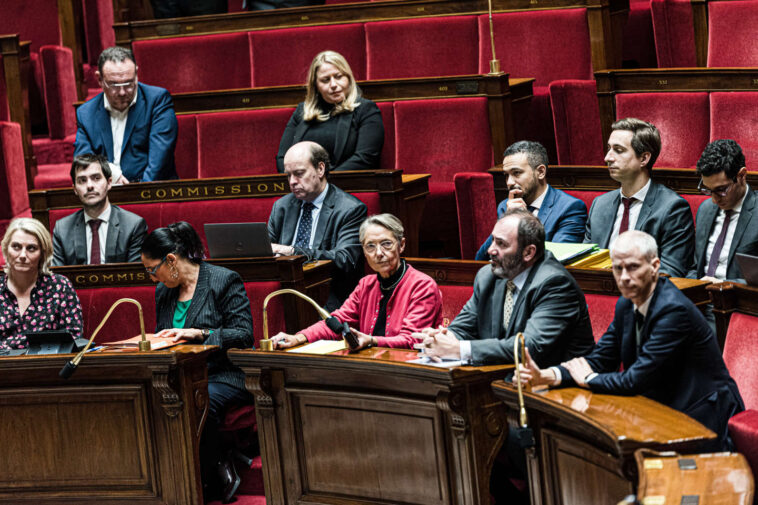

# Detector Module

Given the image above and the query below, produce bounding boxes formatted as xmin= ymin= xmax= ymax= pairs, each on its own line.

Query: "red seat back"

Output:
xmin=681 ymin=194 xmax=709 ymax=223
xmin=438 ymin=285 xmax=473 ymax=327
xmin=723 ymin=312 xmax=758 ymax=410
xmin=708 ymin=0 xmax=758 ymax=67
xmin=650 ymin=0 xmax=697 ymax=67
xmin=584 ymin=293 xmax=618 ymax=342
xmin=175 ymin=115 xmax=199 ymax=179
xmin=710 ymin=92 xmax=758 ymax=170
xmin=76 ymin=286 xmax=158 ymax=342
xmin=0 ymin=122 xmax=30 ymax=220
xmin=564 ymin=190 xmax=604 ymax=215
xmin=82 ymin=0 xmax=116 ymax=66
xmin=454 ymin=172 xmax=496 ymax=260
xmin=376 ymin=101 xmax=395 ymax=170
xmin=39 ymin=45 xmax=77 ymax=140
xmin=0 ymin=0 xmax=62 ymax=52
xmin=244 ymin=281 xmax=284 ymax=345
xmin=549 ymin=79 xmax=604 ymax=165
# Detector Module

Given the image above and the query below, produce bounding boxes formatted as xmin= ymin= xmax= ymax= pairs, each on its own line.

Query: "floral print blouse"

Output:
xmin=0 ymin=273 xmax=83 ymax=350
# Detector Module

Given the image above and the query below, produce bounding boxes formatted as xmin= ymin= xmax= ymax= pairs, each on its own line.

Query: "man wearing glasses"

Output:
xmin=74 ymin=46 xmax=178 ymax=183
xmin=688 ymin=139 xmax=758 ymax=284
xmin=583 ymin=117 xmax=695 ymax=277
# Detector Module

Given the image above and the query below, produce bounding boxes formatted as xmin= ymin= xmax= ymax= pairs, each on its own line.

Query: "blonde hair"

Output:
xmin=303 ymin=50 xmax=360 ymax=122
xmin=2 ymin=217 xmax=54 ymax=275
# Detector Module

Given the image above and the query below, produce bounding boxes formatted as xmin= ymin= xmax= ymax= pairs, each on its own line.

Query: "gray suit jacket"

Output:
xmin=584 ymin=181 xmax=695 ymax=277
xmin=52 ymin=205 xmax=148 ymax=266
xmin=448 ymin=251 xmax=595 ymax=366
xmin=688 ymin=187 xmax=758 ymax=282
xmin=267 ymin=184 xmax=367 ymax=310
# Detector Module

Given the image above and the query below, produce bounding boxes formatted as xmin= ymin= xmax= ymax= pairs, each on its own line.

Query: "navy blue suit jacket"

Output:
xmin=558 ymin=277 xmax=743 ymax=451
xmin=474 ymin=185 xmax=587 ymax=260
xmin=74 ymin=82 xmax=178 ymax=182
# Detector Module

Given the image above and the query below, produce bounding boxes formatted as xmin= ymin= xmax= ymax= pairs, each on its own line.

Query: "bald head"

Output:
xmin=610 ymin=230 xmax=660 ymax=305
xmin=283 ymin=141 xmax=330 ymax=202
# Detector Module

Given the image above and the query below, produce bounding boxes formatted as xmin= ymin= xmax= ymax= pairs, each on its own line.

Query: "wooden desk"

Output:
xmin=634 ymin=450 xmax=754 ymax=505
xmin=492 ymin=383 xmax=717 ymax=505
xmin=0 ymin=345 xmax=213 ymax=505
xmin=229 ymin=347 xmax=513 ymax=505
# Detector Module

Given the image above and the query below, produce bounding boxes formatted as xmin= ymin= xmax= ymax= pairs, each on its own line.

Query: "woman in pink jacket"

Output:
xmin=272 ymin=213 xmax=443 ymax=349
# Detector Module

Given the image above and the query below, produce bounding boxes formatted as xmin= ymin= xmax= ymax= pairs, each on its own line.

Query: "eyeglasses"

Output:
xmin=363 ymin=240 xmax=397 ymax=254
xmin=698 ymin=178 xmax=736 ymax=197
xmin=103 ymin=78 xmax=136 ymax=92
xmin=145 ymin=255 xmax=168 ymax=276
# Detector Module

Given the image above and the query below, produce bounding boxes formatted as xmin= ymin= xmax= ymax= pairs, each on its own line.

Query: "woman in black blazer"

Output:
xmin=141 ymin=221 xmax=254 ymax=504
xmin=276 ymin=50 xmax=384 ymax=172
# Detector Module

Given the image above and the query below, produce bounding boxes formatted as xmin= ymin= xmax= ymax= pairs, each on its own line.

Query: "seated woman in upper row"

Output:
xmin=0 ymin=218 xmax=83 ymax=350
xmin=272 ymin=213 xmax=443 ymax=350
xmin=276 ymin=50 xmax=384 ymax=173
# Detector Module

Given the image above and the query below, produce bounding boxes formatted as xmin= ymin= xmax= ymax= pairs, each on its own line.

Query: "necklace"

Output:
xmin=380 ymin=261 xmax=407 ymax=292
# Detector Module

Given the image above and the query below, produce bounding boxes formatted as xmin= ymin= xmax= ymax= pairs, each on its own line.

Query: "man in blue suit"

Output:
xmin=519 ymin=230 xmax=744 ymax=452
xmin=474 ymin=141 xmax=586 ymax=260
xmin=74 ymin=46 xmax=178 ymax=183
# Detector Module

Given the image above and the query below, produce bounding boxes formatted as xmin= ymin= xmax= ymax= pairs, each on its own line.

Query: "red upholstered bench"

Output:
xmin=584 ymin=293 xmax=618 ymax=342
xmin=455 ymin=172 xmax=496 ymax=260
xmin=0 ymin=122 xmax=31 ymax=238
xmin=650 ymin=0 xmax=698 ymax=67
xmin=707 ymin=0 xmax=758 ymax=67
xmin=709 ymin=92 xmax=758 ymax=170
xmin=438 ymin=284 xmax=474 ymax=328
xmin=75 ymin=285 xmax=158 ymax=342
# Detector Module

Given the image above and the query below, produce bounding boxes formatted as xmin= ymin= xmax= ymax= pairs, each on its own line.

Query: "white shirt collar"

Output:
xmin=103 ymin=86 xmax=138 ymax=118
xmin=729 ymin=183 xmax=750 ymax=214
xmin=84 ymin=202 xmax=112 ymax=224
xmin=622 ymin=178 xmax=651 ymax=202
xmin=633 ymin=289 xmax=655 ymax=317
xmin=509 ymin=265 xmax=533 ymax=292
xmin=307 ymin=183 xmax=329 ymax=209
xmin=529 ymin=185 xmax=548 ymax=211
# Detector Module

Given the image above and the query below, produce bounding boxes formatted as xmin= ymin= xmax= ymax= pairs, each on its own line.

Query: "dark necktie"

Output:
xmin=634 ymin=309 xmax=645 ymax=350
xmin=706 ymin=209 xmax=733 ymax=277
xmin=527 ymin=205 xmax=538 ymax=216
xmin=294 ymin=202 xmax=315 ymax=249
xmin=89 ymin=219 xmax=102 ymax=265
xmin=618 ymin=197 xmax=635 ymax=235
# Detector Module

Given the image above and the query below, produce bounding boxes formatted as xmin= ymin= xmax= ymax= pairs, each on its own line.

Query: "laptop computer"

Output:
xmin=735 ymin=253 xmax=758 ymax=287
xmin=204 ymin=222 xmax=274 ymax=258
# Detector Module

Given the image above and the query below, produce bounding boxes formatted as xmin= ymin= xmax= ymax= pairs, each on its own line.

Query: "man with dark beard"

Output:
xmin=416 ymin=209 xmax=594 ymax=367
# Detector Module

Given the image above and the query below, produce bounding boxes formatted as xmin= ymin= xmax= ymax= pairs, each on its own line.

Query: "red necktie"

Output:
xmin=618 ymin=197 xmax=634 ymax=235
xmin=89 ymin=219 xmax=102 ymax=264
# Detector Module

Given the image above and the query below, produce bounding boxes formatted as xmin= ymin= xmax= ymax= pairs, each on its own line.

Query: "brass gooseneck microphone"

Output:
xmin=487 ymin=0 xmax=503 ymax=75
xmin=513 ymin=332 xmax=535 ymax=448
xmin=261 ymin=288 xmax=359 ymax=351
xmin=59 ymin=298 xmax=149 ymax=379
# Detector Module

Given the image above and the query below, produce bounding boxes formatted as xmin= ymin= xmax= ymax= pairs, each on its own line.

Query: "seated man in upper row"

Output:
xmin=475 ymin=141 xmax=587 ymax=260
xmin=419 ymin=209 xmax=595 ymax=368
xmin=585 ymin=117 xmax=695 ymax=278
xmin=519 ymin=230 xmax=744 ymax=451
xmin=52 ymin=154 xmax=147 ymax=266
xmin=74 ymin=46 xmax=178 ymax=184
xmin=268 ymin=141 xmax=367 ymax=310
xmin=688 ymin=139 xmax=758 ymax=284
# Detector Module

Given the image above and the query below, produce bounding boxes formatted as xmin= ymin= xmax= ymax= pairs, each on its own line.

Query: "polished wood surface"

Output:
xmin=708 ymin=281 xmax=758 ymax=350
xmin=28 ymin=170 xmax=430 ymax=256
xmin=635 ymin=450 xmax=754 ymax=505
xmin=492 ymin=382 xmax=717 ymax=505
xmin=0 ymin=345 xmax=213 ymax=504
xmin=229 ymin=347 xmax=513 ymax=505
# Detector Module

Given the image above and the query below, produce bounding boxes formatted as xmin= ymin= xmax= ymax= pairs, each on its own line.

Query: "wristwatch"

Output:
xmin=201 ymin=329 xmax=211 ymax=339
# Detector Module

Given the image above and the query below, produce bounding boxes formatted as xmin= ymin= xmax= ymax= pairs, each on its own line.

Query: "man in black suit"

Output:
xmin=52 ymin=154 xmax=147 ymax=266
xmin=584 ymin=118 xmax=695 ymax=277
xmin=520 ymin=230 xmax=744 ymax=451
xmin=417 ymin=209 xmax=595 ymax=367
xmin=688 ymin=139 xmax=758 ymax=283
xmin=268 ymin=141 xmax=367 ymax=310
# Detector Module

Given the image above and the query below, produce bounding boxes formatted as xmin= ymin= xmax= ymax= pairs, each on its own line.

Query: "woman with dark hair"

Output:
xmin=276 ymin=50 xmax=384 ymax=172
xmin=141 ymin=221 xmax=253 ymax=504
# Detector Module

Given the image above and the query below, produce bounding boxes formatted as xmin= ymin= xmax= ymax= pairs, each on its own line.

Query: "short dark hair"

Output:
xmin=70 ymin=153 xmax=111 ymax=183
xmin=611 ymin=118 xmax=661 ymax=171
xmin=98 ymin=46 xmax=136 ymax=74
xmin=503 ymin=140 xmax=549 ymax=171
xmin=504 ymin=208 xmax=545 ymax=261
xmin=141 ymin=221 xmax=204 ymax=264
xmin=696 ymin=139 xmax=745 ymax=180
xmin=307 ymin=142 xmax=331 ymax=176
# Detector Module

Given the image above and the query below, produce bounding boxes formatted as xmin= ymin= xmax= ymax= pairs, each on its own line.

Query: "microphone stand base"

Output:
xmin=139 ymin=340 xmax=152 ymax=352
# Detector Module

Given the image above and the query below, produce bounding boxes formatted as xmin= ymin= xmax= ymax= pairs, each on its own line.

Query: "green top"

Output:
xmin=173 ymin=299 xmax=191 ymax=329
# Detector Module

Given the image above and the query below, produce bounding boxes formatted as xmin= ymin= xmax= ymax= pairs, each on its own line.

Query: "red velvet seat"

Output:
xmin=196 ymin=108 xmax=294 ymax=177
xmin=549 ymin=80 xmax=604 ymax=165
xmin=722 ymin=312 xmax=758 ymax=481
xmin=437 ymin=285 xmax=473 ymax=327
xmin=681 ymin=194 xmax=709 ymax=223
xmin=584 ymin=293 xmax=618 ymax=342
xmin=564 ymin=190 xmax=603 ymax=216
xmin=376 ymin=101 xmax=395 ymax=171
xmin=175 ymin=115 xmax=199 ymax=179
xmin=615 ymin=92 xmax=709 ymax=168
xmin=0 ymin=121 xmax=31 ymax=238
xmin=622 ymin=0 xmax=657 ymax=67
xmin=75 ymin=286 xmax=158 ymax=342
xmin=707 ymin=0 xmax=758 ymax=67
xmin=0 ymin=60 xmax=8 ymax=122
xmin=650 ymin=0 xmax=697 ymax=67
xmin=365 ymin=16 xmax=478 ymax=80
xmin=82 ymin=0 xmax=116 ymax=70
xmin=133 ymin=33 xmax=252 ymax=94
xmin=249 ymin=24 xmax=366 ymax=86
xmin=454 ymin=172 xmax=496 ymax=260
xmin=709 ymin=92 xmax=758 ymax=170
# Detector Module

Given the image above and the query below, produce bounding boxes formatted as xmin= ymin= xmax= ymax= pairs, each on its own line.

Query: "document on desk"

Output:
xmin=408 ymin=356 xmax=463 ymax=368
xmin=287 ymin=340 xmax=347 ymax=354
xmin=106 ymin=334 xmax=178 ymax=350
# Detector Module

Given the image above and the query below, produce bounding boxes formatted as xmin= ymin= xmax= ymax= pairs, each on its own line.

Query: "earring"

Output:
xmin=170 ymin=264 xmax=179 ymax=280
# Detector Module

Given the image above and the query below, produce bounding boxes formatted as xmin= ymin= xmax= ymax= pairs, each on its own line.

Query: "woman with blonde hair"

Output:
xmin=0 ymin=218 xmax=83 ymax=349
xmin=276 ymin=50 xmax=384 ymax=172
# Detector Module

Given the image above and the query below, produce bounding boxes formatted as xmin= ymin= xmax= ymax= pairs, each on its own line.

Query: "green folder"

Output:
xmin=545 ymin=242 xmax=599 ymax=265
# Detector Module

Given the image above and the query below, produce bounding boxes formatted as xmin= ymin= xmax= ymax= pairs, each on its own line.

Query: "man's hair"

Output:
xmin=98 ymin=46 xmax=136 ymax=74
xmin=610 ymin=230 xmax=658 ymax=262
xmin=1 ymin=217 xmax=54 ymax=275
xmin=306 ymin=142 xmax=331 ymax=176
xmin=696 ymin=139 xmax=745 ymax=179
xmin=503 ymin=140 xmax=549 ymax=171
xmin=359 ymin=213 xmax=405 ymax=243
xmin=502 ymin=209 xmax=545 ymax=261
xmin=611 ymin=118 xmax=661 ymax=172
xmin=70 ymin=153 xmax=111 ymax=183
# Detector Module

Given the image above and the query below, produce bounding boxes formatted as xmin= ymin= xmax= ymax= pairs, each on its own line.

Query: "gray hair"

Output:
xmin=610 ymin=230 xmax=658 ymax=262
xmin=98 ymin=46 xmax=136 ymax=74
xmin=1 ymin=217 xmax=54 ymax=275
xmin=359 ymin=213 xmax=404 ymax=243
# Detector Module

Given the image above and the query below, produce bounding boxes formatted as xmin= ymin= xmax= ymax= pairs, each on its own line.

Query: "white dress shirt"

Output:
xmin=84 ymin=203 xmax=112 ymax=264
xmin=291 ymin=184 xmax=329 ymax=248
xmin=705 ymin=185 xmax=749 ymax=280
xmin=529 ymin=187 xmax=547 ymax=216
xmin=103 ymin=89 xmax=138 ymax=182
xmin=609 ymin=179 xmax=651 ymax=246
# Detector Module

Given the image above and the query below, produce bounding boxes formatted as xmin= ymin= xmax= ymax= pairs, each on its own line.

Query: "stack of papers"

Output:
xmin=545 ymin=242 xmax=599 ymax=265
xmin=287 ymin=340 xmax=347 ymax=354
xmin=569 ymin=249 xmax=612 ymax=269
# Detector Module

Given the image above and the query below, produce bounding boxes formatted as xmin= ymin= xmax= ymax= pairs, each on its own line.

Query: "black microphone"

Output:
xmin=325 ymin=316 xmax=360 ymax=350
xmin=59 ymin=360 xmax=78 ymax=379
